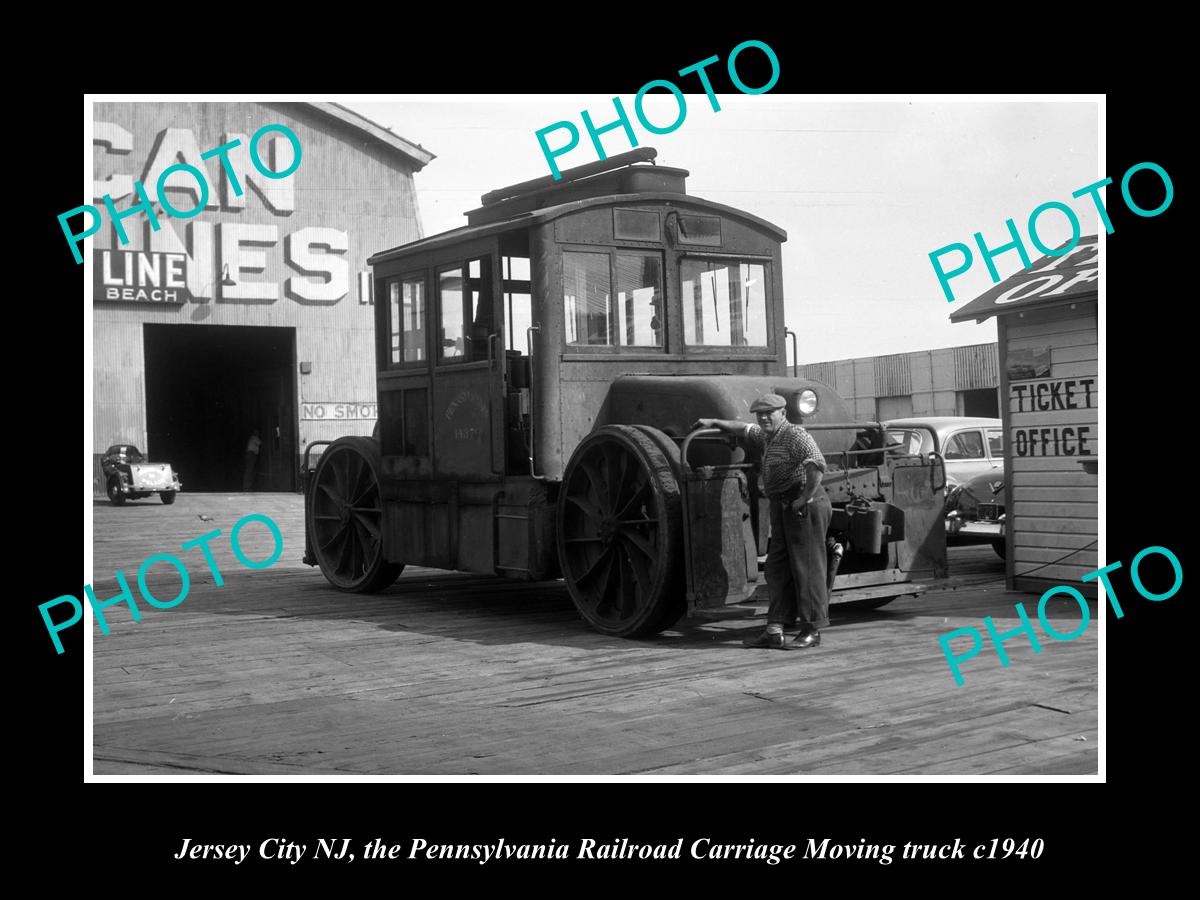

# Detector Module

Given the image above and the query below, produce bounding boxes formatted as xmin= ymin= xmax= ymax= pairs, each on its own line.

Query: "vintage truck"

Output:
xmin=302 ymin=148 xmax=947 ymax=636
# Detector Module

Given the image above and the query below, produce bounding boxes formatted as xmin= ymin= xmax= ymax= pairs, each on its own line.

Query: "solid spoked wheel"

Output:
xmin=557 ymin=425 xmax=684 ymax=637
xmin=308 ymin=436 xmax=402 ymax=592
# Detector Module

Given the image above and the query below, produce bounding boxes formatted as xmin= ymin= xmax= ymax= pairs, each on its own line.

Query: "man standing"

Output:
xmin=243 ymin=428 xmax=262 ymax=492
xmin=694 ymin=394 xmax=833 ymax=650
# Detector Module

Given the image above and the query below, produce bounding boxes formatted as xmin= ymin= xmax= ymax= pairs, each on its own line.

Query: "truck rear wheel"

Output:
xmin=557 ymin=425 xmax=684 ymax=637
xmin=308 ymin=436 xmax=402 ymax=593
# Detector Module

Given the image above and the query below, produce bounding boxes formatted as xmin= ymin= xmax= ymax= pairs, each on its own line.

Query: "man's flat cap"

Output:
xmin=750 ymin=393 xmax=787 ymax=413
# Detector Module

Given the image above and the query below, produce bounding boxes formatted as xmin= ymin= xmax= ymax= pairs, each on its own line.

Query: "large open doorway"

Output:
xmin=957 ymin=387 xmax=1000 ymax=418
xmin=144 ymin=324 xmax=297 ymax=492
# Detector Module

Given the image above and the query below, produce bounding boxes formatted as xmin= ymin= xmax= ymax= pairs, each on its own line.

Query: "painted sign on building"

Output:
xmin=93 ymin=121 xmax=349 ymax=305
xmin=94 ymin=250 xmax=190 ymax=303
xmin=302 ymin=403 xmax=378 ymax=420
xmin=1010 ymin=376 xmax=1098 ymax=458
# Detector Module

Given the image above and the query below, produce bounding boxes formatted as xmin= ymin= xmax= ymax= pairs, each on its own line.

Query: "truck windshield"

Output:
xmin=681 ymin=259 xmax=768 ymax=347
xmin=563 ymin=250 xmax=664 ymax=348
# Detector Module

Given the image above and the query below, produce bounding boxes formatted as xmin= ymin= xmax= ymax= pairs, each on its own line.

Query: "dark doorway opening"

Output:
xmin=959 ymin=387 xmax=1000 ymax=418
xmin=144 ymin=324 xmax=297 ymax=492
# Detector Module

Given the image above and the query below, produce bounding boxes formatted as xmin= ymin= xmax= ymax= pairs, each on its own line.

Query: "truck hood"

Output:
xmin=605 ymin=374 xmax=857 ymax=455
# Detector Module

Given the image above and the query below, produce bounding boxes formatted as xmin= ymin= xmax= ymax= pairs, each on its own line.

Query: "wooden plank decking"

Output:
xmin=90 ymin=493 xmax=1098 ymax=776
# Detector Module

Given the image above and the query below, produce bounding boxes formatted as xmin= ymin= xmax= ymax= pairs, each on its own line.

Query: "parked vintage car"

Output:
xmin=101 ymin=444 xmax=182 ymax=505
xmin=944 ymin=470 xmax=1007 ymax=558
xmin=884 ymin=417 xmax=1003 ymax=489
xmin=883 ymin=417 xmax=1004 ymax=553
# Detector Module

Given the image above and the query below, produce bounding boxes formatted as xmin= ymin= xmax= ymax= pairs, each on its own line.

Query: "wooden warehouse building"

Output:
xmin=91 ymin=101 xmax=433 ymax=493
xmin=950 ymin=235 xmax=1099 ymax=595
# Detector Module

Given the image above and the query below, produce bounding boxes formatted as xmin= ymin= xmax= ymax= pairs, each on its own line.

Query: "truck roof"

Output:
xmin=368 ymin=192 xmax=788 ymax=267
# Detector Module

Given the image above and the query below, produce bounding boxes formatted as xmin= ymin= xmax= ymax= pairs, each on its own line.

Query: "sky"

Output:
xmin=346 ymin=97 xmax=1100 ymax=364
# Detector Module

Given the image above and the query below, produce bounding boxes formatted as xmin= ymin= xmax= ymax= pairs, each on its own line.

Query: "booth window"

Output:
xmin=438 ymin=257 xmax=494 ymax=364
xmin=681 ymin=259 xmax=768 ymax=347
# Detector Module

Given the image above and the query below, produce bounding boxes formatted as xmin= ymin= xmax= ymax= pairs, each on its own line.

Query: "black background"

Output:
xmin=25 ymin=28 xmax=1184 ymax=886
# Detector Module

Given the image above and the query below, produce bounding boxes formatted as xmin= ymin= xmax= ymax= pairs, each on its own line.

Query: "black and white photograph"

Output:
xmin=74 ymin=92 xmax=1123 ymax=784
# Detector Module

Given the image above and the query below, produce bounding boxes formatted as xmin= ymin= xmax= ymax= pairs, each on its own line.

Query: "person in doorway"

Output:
xmin=243 ymin=428 xmax=262 ymax=491
xmin=693 ymin=394 xmax=833 ymax=650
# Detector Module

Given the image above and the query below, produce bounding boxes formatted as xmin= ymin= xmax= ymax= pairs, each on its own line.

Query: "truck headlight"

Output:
xmin=796 ymin=389 xmax=818 ymax=416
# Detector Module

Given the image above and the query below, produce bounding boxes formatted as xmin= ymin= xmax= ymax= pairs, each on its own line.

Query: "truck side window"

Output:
xmin=439 ymin=266 xmax=466 ymax=360
xmin=388 ymin=274 xmax=426 ymax=367
xmin=438 ymin=256 xmax=494 ymax=363
xmin=504 ymin=256 xmax=532 ymax=353
xmin=564 ymin=251 xmax=612 ymax=346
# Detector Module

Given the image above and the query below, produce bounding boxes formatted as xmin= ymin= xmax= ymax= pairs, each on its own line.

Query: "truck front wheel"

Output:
xmin=308 ymin=436 xmax=402 ymax=593
xmin=557 ymin=425 xmax=684 ymax=638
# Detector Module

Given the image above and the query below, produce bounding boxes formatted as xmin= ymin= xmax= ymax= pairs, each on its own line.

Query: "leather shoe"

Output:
xmin=788 ymin=629 xmax=821 ymax=650
xmin=743 ymin=629 xmax=786 ymax=649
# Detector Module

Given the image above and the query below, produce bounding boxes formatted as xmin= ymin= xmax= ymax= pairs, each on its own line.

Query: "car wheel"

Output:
xmin=161 ymin=492 xmax=176 ymax=505
xmin=107 ymin=477 xmax=125 ymax=506
xmin=992 ymin=539 xmax=1006 ymax=560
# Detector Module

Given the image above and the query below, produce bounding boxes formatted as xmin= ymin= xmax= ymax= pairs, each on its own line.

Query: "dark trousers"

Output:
xmin=243 ymin=451 xmax=258 ymax=491
xmin=764 ymin=485 xmax=832 ymax=630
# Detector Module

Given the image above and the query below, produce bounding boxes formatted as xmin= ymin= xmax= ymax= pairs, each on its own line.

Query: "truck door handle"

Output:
xmin=487 ymin=333 xmax=500 ymax=371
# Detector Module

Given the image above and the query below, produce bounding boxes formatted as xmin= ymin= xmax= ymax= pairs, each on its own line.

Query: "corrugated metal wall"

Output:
xmin=873 ymin=353 xmax=912 ymax=397
xmin=802 ymin=342 xmax=998 ymax=418
xmin=92 ymin=102 xmax=424 ymax=490
xmin=804 ymin=360 xmax=837 ymax=389
xmin=953 ymin=343 xmax=999 ymax=390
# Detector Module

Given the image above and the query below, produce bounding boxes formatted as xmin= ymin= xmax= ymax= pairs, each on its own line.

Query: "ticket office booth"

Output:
xmin=951 ymin=235 xmax=1099 ymax=594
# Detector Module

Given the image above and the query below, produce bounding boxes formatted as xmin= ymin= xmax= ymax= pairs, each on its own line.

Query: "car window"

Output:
xmin=986 ymin=428 xmax=1003 ymax=458
xmin=885 ymin=429 xmax=923 ymax=455
xmin=944 ymin=430 xmax=985 ymax=460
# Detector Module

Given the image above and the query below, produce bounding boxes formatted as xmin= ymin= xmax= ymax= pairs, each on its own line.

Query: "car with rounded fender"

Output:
xmin=883 ymin=416 xmax=1006 ymax=551
xmin=101 ymin=444 xmax=182 ymax=505
xmin=944 ymin=470 xmax=1007 ymax=558
xmin=883 ymin=417 xmax=1002 ymax=490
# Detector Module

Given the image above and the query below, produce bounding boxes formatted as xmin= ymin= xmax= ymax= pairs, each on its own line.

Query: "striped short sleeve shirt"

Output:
xmin=744 ymin=422 xmax=827 ymax=497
